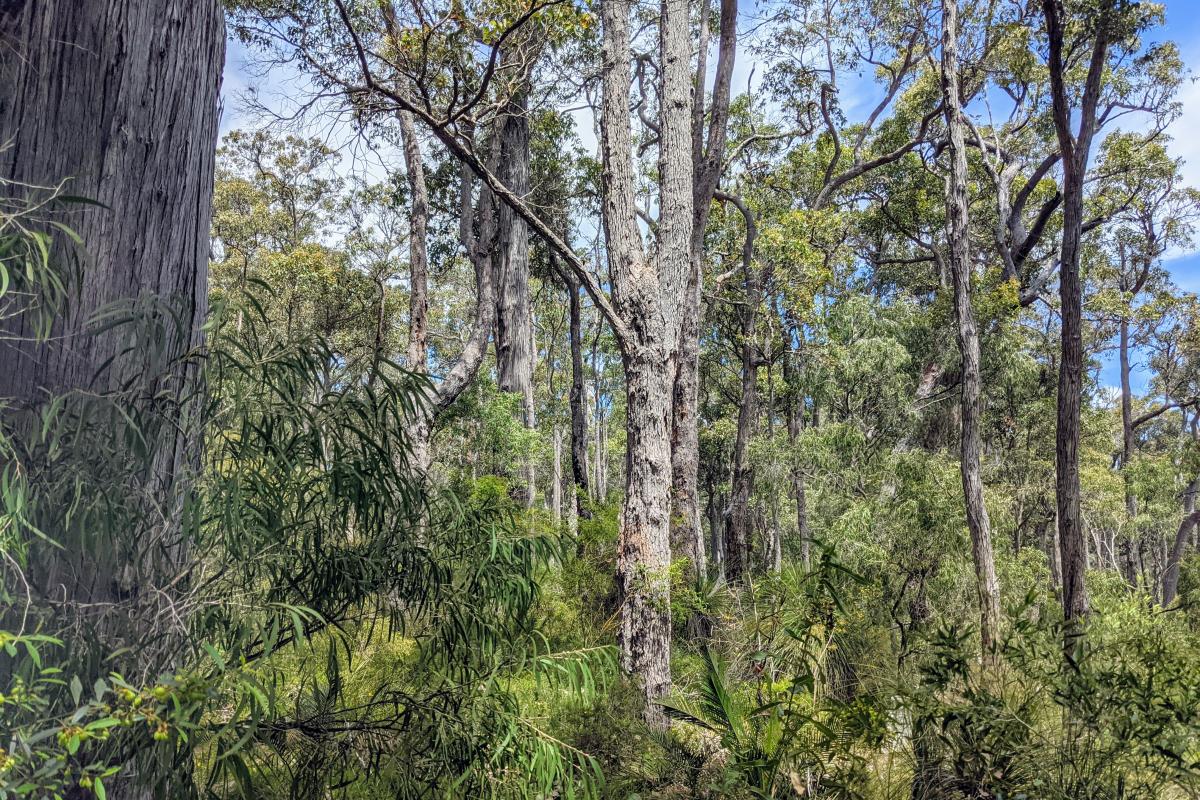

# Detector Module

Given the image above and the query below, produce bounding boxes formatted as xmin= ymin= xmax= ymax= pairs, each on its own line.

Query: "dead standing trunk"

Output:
xmin=941 ymin=0 xmax=1001 ymax=661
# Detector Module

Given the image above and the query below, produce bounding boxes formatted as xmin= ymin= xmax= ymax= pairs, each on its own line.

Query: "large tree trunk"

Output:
xmin=0 ymin=3 xmax=225 ymax=797
xmin=0 ymin=0 xmax=222 ymax=405
xmin=1043 ymin=0 xmax=1111 ymax=627
xmin=617 ymin=348 xmax=676 ymax=726
xmin=941 ymin=0 xmax=1001 ymax=661
xmin=598 ymin=0 xmax=693 ymax=726
xmin=493 ymin=84 xmax=537 ymax=506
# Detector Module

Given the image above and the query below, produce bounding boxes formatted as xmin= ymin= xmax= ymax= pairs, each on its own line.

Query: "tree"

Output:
xmin=670 ymin=0 xmax=739 ymax=585
xmin=1040 ymin=0 xmax=1164 ymax=626
xmin=940 ymin=0 xmax=1001 ymax=660
xmin=0 ymin=3 xmax=225 ymax=797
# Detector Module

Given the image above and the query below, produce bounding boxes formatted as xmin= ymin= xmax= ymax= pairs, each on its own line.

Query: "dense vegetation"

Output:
xmin=4 ymin=0 xmax=1200 ymax=798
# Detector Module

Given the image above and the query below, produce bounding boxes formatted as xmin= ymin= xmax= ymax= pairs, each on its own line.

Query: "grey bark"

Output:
xmin=941 ymin=0 xmax=1001 ymax=661
xmin=0 ymin=0 xmax=222 ymax=405
xmin=0 ymin=3 xmax=225 ymax=798
xmin=599 ymin=0 xmax=694 ymax=727
xmin=670 ymin=0 xmax=738 ymax=584
xmin=493 ymin=78 xmax=537 ymax=505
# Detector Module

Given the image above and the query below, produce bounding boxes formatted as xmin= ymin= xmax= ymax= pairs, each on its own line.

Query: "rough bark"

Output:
xmin=670 ymin=0 xmax=737 ymax=583
xmin=941 ymin=0 xmax=1002 ymax=661
xmin=0 ymin=3 xmax=225 ymax=797
xmin=1043 ymin=0 xmax=1111 ymax=626
xmin=0 ymin=0 xmax=222 ymax=404
xmin=598 ymin=0 xmax=694 ymax=726
xmin=495 ymin=91 xmax=534 ymax=398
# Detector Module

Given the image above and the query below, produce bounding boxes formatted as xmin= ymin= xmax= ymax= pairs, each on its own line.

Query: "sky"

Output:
xmin=219 ymin=3 xmax=1200 ymax=394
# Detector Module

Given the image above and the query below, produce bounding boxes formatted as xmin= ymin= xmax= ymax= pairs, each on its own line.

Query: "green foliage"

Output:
xmin=906 ymin=590 xmax=1200 ymax=799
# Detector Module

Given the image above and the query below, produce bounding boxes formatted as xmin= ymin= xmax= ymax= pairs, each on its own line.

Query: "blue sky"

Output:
xmin=219 ymin=5 xmax=1200 ymax=393
xmin=1096 ymin=5 xmax=1200 ymax=391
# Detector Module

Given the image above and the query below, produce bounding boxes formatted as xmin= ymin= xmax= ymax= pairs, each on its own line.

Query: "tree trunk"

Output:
xmin=783 ymin=335 xmax=811 ymax=570
xmin=1118 ymin=316 xmax=1141 ymax=585
xmin=669 ymin=0 xmax=737 ymax=584
xmin=0 ymin=3 xmax=224 ymax=798
xmin=1043 ymin=0 xmax=1111 ymax=627
xmin=552 ymin=425 xmax=563 ymax=523
xmin=563 ymin=264 xmax=591 ymax=518
xmin=617 ymin=348 xmax=676 ymax=727
xmin=723 ymin=194 xmax=759 ymax=585
xmin=0 ymin=0 xmax=222 ymax=406
xmin=1162 ymin=506 xmax=1200 ymax=606
xmin=397 ymin=110 xmax=433 ymax=471
xmin=493 ymin=81 xmax=537 ymax=507
xmin=941 ymin=0 xmax=1001 ymax=661
xmin=598 ymin=0 xmax=694 ymax=726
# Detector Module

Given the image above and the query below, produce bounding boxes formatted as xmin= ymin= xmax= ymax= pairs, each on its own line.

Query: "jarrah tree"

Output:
xmin=596 ymin=0 xmax=695 ymax=722
xmin=1041 ymin=0 xmax=1139 ymax=627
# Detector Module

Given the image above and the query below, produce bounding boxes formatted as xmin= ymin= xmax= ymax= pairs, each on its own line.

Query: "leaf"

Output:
xmin=71 ymin=674 xmax=83 ymax=705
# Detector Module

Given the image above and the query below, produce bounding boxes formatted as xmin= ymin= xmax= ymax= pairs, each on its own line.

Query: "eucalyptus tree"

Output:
xmin=230 ymin=0 xmax=698 ymax=721
xmin=1040 ymin=0 xmax=1171 ymax=626
xmin=940 ymin=0 xmax=1001 ymax=661
xmin=0 ymin=1 xmax=224 ymax=794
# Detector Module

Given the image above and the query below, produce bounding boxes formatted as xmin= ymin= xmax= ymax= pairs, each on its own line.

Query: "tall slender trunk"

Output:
xmin=722 ymin=194 xmax=758 ymax=584
xmin=562 ymin=263 xmax=592 ymax=518
xmin=552 ymin=426 xmax=563 ymax=523
xmin=1118 ymin=315 xmax=1141 ymax=585
xmin=784 ymin=351 xmax=812 ymax=570
xmin=670 ymin=0 xmax=737 ymax=583
xmin=1043 ymin=0 xmax=1111 ymax=627
xmin=1162 ymin=487 xmax=1200 ymax=605
xmin=941 ymin=0 xmax=1001 ymax=660
xmin=398 ymin=110 xmax=433 ymax=470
